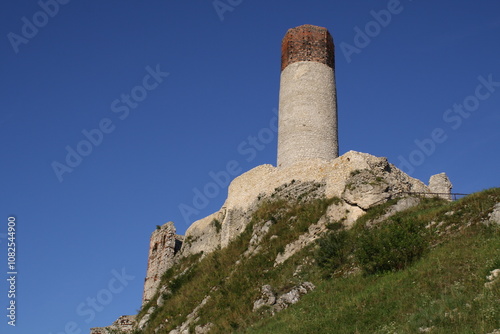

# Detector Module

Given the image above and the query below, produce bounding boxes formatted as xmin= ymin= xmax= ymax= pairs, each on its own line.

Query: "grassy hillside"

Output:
xmin=135 ymin=188 xmax=500 ymax=334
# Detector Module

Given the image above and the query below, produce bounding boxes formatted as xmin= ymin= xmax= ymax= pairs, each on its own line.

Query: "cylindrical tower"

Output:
xmin=277 ymin=24 xmax=338 ymax=168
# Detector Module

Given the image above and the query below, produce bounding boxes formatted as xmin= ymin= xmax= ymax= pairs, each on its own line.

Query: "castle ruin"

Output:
xmin=90 ymin=24 xmax=452 ymax=334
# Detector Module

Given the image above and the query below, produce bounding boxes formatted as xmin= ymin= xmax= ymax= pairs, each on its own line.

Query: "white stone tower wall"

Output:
xmin=277 ymin=24 xmax=338 ymax=168
xmin=277 ymin=61 xmax=338 ymax=168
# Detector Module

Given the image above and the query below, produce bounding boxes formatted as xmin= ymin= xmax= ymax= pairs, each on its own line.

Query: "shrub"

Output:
xmin=316 ymin=226 xmax=350 ymax=272
xmin=212 ymin=219 xmax=222 ymax=233
xmin=355 ymin=217 xmax=428 ymax=274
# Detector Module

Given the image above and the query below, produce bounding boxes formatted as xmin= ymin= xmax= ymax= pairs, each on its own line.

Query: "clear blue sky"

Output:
xmin=1 ymin=0 xmax=499 ymax=333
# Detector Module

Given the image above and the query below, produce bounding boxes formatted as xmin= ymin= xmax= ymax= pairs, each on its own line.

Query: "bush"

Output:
xmin=212 ymin=219 xmax=222 ymax=233
xmin=355 ymin=217 xmax=428 ymax=274
xmin=316 ymin=224 xmax=350 ymax=272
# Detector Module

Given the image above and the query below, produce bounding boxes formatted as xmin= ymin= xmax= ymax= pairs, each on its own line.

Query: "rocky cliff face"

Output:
xmin=91 ymin=151 xmax=451 ymax=333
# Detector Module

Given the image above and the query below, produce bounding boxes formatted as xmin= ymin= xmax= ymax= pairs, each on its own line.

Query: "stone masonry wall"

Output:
xmin=281 ymin=24 xmax=334 ymax=71
xmin=142 ymin=222 xmax=183 ymax=305
xmin=277 ymin=24 xmax=338 ymax=168
xmin=429 ymin=172 xmax=453 ymax=200
xmin=183 ymin=151 xmax=435 ymax=255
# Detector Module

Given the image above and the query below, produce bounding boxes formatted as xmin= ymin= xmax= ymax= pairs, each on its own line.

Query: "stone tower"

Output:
xmin=277 ymin=24 xmax=338 ymax=168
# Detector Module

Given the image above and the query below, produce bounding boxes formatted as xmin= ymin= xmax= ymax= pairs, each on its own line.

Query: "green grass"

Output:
xmin=244 ymin=188 xmax=500 ymax=334
xmin=135 ymin=188 xmax=500 ymax=334
xmin=139 ymin=197 xmax=335 ymax=333
xmin=244 ymin=228 xmax=500 ymax=334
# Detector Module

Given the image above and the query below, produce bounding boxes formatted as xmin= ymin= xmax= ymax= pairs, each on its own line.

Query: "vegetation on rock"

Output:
xmin=123 ymin=188 xmax=499 ymax=333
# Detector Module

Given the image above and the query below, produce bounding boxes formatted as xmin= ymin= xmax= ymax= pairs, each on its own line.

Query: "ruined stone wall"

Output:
xmin=429 ymin=172 xmax=453 ymax=200
xmin=142 ymin=222 xmax=183 ymax=305
xmin=183 ymin=151 xmax=435 ymax=255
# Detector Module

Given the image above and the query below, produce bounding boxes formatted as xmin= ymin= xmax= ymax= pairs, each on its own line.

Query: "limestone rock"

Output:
xmin=156 ymin=286 xmax=171 ymax=307
xmin=275 ymin=289 xmax=301 ymax=311
xmin=326 ymin=200 xmax=365 ymax=228
xmin=195 ymin=323 xmax=214 ymax=334
xmin=429 ymin=172 xmax=453 ymax=200
xmin=253 ymin=282 xmax=315 ymax=313
xmin=489 ymin=203 xmax=500 ymax=225
xmin=274 ymin=282 xmax=315 ymax=312
xmin=244 ymin=220 xmax=273 ymax=257
xmin=485 ymin=268 xmax=500 ymax=289
xmin=342 ymin=169 xmax=390 ymax=210
xmin=253 ymin=285 xmax=277 ymax=311
xmin=112 ymin=315 xmax=136 ymax=332
xmin=274 ymin=214 xmax=329 ymax=266
xmin=180 ymin=151 xmax=433 ymax=259
xmin=90 ymin=315 xmax=136 ymax=334
xmin=138 ymin=307 xmax=156 ymax=330
xmin=169 ymin=296 xmax=211 ymax=334
xmin=369 ymin=197 xmax=421 ymax=226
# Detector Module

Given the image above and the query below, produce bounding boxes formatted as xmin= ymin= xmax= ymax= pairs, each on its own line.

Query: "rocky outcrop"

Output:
xmin=326 ymin=199 xmax=365 ymax=228
xmin=485 ymin=269 xmax=500 ymax=289
xmin=91 ymin=151 xmax=449 ymax=334
xmin=253 ymin=282 xmax=316 ymax=314
xmin=181 ymin=151 xmax=432 ymax=258
xmin=429 ymin=172 xmax=453 ymax=200
xmin=137 ymin=307 xmax=155 ymax=330
xmin=274 ymin=282 xmax=316 ymax=312
xmin=274 ymin=215 xmax=330 ymax=266
xmin=274 ymin=196 xmax=422 ymax=267
xmin=168 ymin=295 xmax=211 ymax=334
xmin=368 ymin=197 xmax=422 ymax=226
xmin=244 ymin=220 xmax=274 ymax=258
xmin=90 ymin=315 xmax=136 ymax=334
xmin=143 ymin=222 xmax=183 ymax=305
xmin=488 ymin=203 xmax=500 ymax=225
xmin=253 ymin=285 xmax=276 ymax=311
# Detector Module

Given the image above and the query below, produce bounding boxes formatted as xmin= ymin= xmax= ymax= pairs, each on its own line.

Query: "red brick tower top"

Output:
xmin=281 ymin=24 xmax=335 ymax=72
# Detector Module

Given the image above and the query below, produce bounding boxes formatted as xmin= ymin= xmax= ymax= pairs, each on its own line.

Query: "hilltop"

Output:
xmin=94 ymin=186 xmax=500 ymax=334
